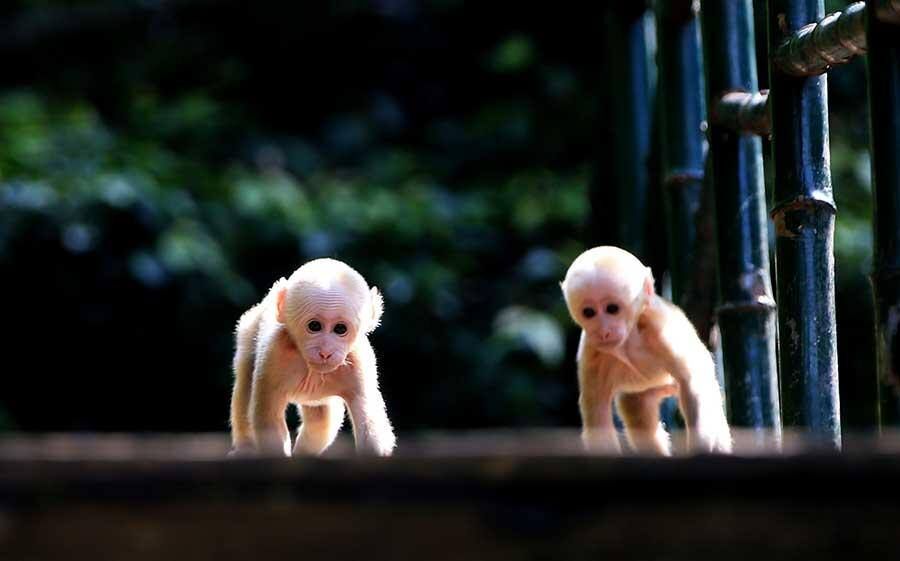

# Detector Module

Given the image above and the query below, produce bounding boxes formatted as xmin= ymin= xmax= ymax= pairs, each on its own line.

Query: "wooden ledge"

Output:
xmin=2 ymin=431 xmax=900 ymax=560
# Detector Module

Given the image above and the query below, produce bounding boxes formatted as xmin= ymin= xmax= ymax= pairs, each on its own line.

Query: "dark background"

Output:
xmin=0 ymin=0 xmax=875 ymax=434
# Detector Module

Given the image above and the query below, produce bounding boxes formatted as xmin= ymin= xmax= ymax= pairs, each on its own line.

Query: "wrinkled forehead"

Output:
xmin=288 ymin=281 xmax=365 ymax=321
xmin=568 ymin=270 xmax=641 ymax=304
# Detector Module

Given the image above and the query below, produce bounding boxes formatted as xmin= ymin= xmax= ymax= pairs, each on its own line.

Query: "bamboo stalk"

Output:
xmin=867 ymin=3 xmax=900 ymax=426
xmin=766 ymin=0 xmax=841 ymax=448
xmin=700 ymin=0 xmax=781 ymax=441
xmin=773 ymin=1 xmax=867 ymax=77
xmin=605 ymin=2 xmax=656 ymax=261
xmin=656 ymin=3 xmax=718 ymax=433
xmin=605 ymin=3 xmax=679 ymax=429
xmin=655 ymin=0 xmax=709 ymax=322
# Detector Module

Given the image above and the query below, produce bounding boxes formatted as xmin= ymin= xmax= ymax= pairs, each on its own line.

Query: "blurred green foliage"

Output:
xmin=0 ymin=84 xmax=590 ymax=431
xmin=0 ymin=0 xmax=879 ymax=432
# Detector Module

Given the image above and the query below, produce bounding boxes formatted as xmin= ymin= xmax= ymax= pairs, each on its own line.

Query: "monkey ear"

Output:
xmin=276 ymin=284 xmax=288 ymax=324
xmin=643 ymin=268 xmax=655 ymax=297
xmin=368 ymin=287 xmax=384 ymax=332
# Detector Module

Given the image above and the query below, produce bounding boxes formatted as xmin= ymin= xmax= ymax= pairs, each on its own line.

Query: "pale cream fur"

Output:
xmin=562 ymin=246 xmax=731 ymax=455
xmin=229 ymin=258 xmax=394 ymax=457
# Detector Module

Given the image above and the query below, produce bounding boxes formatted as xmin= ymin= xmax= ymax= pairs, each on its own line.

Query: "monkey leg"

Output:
xmin=344 ymin=388 xmax=396 ymax=457
xmin=616 ymin=385 xmax=676 ymax=456
xmin=638 ymin=301 xmax=732 ymax=454
xmin=293 ymin=397 xmax=345 ymax=456
xmin=230 ymin=306 xmax=264 ymax=455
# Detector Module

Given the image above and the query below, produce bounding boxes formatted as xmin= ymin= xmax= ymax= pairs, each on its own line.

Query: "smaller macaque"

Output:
xmin=229 ymin=258 xmax=395 ymax=457
xmin=561 ymin=246 xmax=731 ymax=455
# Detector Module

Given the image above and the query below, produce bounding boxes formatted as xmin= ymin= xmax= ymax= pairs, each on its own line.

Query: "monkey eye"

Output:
xmin=307 ymin=320 xmax=323 ymax=333
xmin=582 ymin=307 xmax=596 ymax=319
xmin=333 ymin=323 xmax=348 ymax=336
xmin=606 ymin=303 xmax=620 ymax=315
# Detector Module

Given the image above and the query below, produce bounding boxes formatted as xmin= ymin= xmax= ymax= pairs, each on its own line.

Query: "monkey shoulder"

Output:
xmin=238 ymin=278 xmax=285 ymax=327
xmin=637 ymin=295 xmax=680 ymax=326
xmin=351 ymin=335 xmax=377 ymax=365
xmin=633 ymin=297 xmax=712 ymax=379
xmin=636 ymin=297 xmax=695 ymax=346
xmin=234 ymin=302 xmax=266 ymax=356
xmin=254 ymin=323 xmax=307 ymax=379
xmin=236 ymin=302 xmax=261 ymax=332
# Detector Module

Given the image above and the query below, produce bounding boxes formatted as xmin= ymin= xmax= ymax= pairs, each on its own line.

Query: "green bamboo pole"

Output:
xmin=701 ymin=0 xmax=781 ymax=441
xmin=867 ymin=3 xmax=900 ymax=426
xmin=605 ymin=1 xmax=656 ymax=262
xmin=655 ymin=0 xmax=709 ymax=323
xmin=766 ymin=0 xmax=840 ymax=448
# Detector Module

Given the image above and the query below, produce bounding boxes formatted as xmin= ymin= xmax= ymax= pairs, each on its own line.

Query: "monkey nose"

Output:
xmin=318 ymin=350 xmax=333 ymax=360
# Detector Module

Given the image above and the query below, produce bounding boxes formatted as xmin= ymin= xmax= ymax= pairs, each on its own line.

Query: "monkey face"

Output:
xmin=574 ymin=281 xmax=641 ymax=349
xmin=278 ymin=282 xmax=365 ymax=373
xmin=297 ymin=313 xmax=358 ymax=372
xmin=274 ymin=259 xmax=384 ymax=374
xmin=562 ymin=246 xmax=655 ymax=351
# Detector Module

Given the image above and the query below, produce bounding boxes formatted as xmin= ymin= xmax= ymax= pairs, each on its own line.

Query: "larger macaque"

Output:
xmin=561 ymin=247 xmax=731 ymax=455
xmin=230 ymin=258 xmax=395 ymax=457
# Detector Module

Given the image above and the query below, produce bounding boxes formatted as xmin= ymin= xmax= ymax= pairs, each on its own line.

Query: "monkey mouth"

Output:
xmin=308 ymin=360 xmax=342 ymax=373
xmin=592 ymin=339 xmax=624 ymax=351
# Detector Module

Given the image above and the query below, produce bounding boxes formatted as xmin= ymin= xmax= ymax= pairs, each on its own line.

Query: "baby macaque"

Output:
xmin=561 ymin=246 xmax=731 ymax=455
xmin=229 ymin=258 xmax=395 ymax=457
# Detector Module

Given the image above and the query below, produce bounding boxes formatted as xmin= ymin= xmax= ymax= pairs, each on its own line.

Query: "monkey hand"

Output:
xmin=690 ymin=425 xmax=733 ymax=454
xmin=227 ymin=445 xmax=257 ymax=459
xmin=581 ymin=428 xmax=622 ymax=455
xmin=686 ymin=403 xmax=733 ymax=454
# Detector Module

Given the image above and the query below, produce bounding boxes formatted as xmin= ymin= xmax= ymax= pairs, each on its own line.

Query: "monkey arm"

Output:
xmin=340 ymin=338 xmax=396 ymax=457
xmin=640 ymin=299 xmax=732 ymax=453
xmin=248 ymin=340 xmax=293 ymax=457
xmin=577 ymin=334 xmax=621 ymax=454
xmin=344 ymin=388 xmax=395 ymax=456
xmin=672 ymin=350 xmax=732 ymax=453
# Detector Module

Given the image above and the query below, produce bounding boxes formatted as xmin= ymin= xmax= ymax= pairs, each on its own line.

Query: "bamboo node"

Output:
xmin=716 ymin=299 xmax=777 ymax=315
xmin=663 ymin=169 xmax=704 ymax=189
xmin=739 ymin=270 xmax=774 ymax=302
xmin=770 ymin=197 xmax=837 ymax=236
